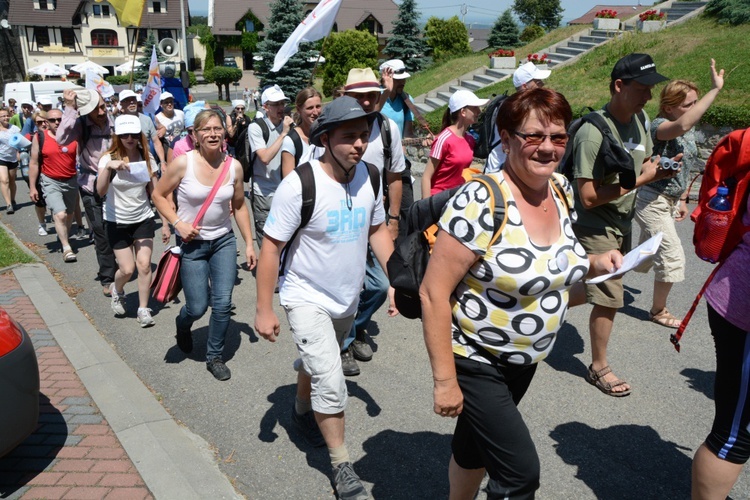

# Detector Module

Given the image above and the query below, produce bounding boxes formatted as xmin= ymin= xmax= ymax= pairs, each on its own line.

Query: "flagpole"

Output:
xmin=309 ymin=34 xmax=331 ymax=86
xmin=128 ymin=0 xmax=147 ymax=89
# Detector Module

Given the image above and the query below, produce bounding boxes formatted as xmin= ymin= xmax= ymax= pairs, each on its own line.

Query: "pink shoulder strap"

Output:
xmin=192 ymin=156 xmax=233 ymax=228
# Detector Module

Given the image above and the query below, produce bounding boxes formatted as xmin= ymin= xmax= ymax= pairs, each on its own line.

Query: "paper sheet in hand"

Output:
xmin=586 ymin=232 xmax=663 ymax=284
xmin=118 ymin=161 xmax=151 ymax=184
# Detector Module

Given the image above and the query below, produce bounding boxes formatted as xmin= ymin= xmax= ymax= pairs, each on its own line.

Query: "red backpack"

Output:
xmin=672 ymin=128 xmax=750 ymax=351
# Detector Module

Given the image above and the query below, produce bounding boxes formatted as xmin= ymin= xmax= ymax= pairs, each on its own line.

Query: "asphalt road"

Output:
xmin=4 ymin=175 xmax=749 ymax=499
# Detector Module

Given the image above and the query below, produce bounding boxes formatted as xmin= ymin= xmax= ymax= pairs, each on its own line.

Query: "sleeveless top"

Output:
xmin=176 ymin=151 xmax=235 ymax=241
xmin=439 ymin=172 xmax=590 ymax=366
xmin=40 ymin=131 xmax=78 ymax=180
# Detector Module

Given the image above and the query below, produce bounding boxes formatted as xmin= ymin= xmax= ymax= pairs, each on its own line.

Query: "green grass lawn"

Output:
xmin=0 ymin=228 xmax=35 ymax=269
xmin=422 ymin=16 xmax=750 ymax=129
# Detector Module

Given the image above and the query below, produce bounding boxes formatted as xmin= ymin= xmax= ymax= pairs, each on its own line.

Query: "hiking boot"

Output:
xmin=332 ymin=462 xmax=368 ymax=500
xmin=110 ymin=285 xmax=126 ymax=316
xmin=206 ymin=358 xmax=231 ymax=381
xmin=175 ymin=317 xmax=193 ymax=353
xmin=341 ymin=346 xmax=360 ymax=377
xmin=137 ymin=308 xmax=155 ymax=328
xmin=351 ymin=331 xmax=373 ymax=362
xmin=291 ymin=406 xmax=326 ymax=448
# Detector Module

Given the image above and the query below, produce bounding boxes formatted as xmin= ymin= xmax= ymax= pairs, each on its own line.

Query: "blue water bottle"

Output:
xmin=707 ymin=186 xmax=731 ymax=211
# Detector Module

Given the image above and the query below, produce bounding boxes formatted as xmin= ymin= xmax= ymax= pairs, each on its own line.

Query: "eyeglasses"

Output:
xmin=47 ymin=118 xmax=62 ymax=123
xmin=162 ymin=100 xmax=174 ymax=104
xmin=235 ymin=107 xmax=245 ymax=111
xmin=513 ymin=131 xmax=569 ymax=147
xmin=35 ymin=120 xmax=47 ymax=126
xmin=197 ymin=127 xmax=224 ymax=135
xmin=119 ymin=133 xmax=141 ymax=140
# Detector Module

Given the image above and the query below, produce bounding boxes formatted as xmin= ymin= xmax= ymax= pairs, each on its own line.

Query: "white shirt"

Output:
xmin=156 ymin=109 xmax=185 ymax=142
xmin=249 ymin=116 xmax=283 ymax=196
xmin=264 ymin=159 xmax=385 ymax=318
xmin=98 ymin=153 xmax=155 ymax=224
xmin=281 ymin=132 xmax=323 ymax=168
xmin=362 ymin=117 xmax=406 ymax=175
xmin=484 ymin=129 xmax=506 ymax=173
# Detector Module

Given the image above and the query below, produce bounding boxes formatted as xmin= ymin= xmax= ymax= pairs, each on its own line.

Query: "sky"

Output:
xmin=187 ymin=0 xmax=647 ymax=26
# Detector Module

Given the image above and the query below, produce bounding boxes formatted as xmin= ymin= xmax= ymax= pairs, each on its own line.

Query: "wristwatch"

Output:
xmin=387 ymin=212 xmax=401 ymax=222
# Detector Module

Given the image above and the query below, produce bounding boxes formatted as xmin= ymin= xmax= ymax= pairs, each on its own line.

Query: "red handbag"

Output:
xmin=151 ymin=155 xmax=233 ymax=303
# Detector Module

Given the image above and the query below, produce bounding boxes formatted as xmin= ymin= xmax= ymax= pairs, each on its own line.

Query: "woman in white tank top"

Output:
xmin=153 ymin=109 xmax=256 ymax=381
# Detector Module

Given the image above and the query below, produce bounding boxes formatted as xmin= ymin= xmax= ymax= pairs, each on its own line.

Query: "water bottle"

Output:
xmin=707 ymin=186 xmax=731 ymax=211
xmin=19 ymin=149 xmax=30 ymax=181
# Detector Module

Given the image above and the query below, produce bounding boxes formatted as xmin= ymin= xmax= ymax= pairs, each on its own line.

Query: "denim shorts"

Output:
xmin=284 ymin=303 xmax=354 ymax=414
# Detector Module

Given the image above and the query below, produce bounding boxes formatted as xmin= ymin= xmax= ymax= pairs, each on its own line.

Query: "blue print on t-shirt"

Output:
xmin=326 ymin=201 xmax=366 ymax=243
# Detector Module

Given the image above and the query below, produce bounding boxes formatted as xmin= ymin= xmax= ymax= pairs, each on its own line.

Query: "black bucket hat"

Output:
xmin=309 ymin=96 xmax=376 ymax=147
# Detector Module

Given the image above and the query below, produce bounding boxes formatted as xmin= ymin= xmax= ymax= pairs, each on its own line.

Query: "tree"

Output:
xmin=254 ymin=0 xmax=318 ymax=99
xmin=512 ymin=0 xmax=564 ymax=31
xmin=134 ymin=31 xmax=169 ymax=83
xmin=204 ymin=66 xmax=243 ymax=100
xmin=520 ymin=24 xmax=546 ymax=43
xmin=705 ymin=0 xmax=750 ymax=25
xmin=382 ymin=0 xmax=428 ymax=72
xmin=488 ymin=9 xmax=521 ymax=49
xmin=423 ymin=16 xmax=471 ymax=62
xmin=321 ymin=30 xmax=378 ymax=97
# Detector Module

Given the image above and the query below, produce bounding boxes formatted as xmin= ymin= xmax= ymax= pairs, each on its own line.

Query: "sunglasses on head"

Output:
xmin=119 ymin=133 xmax=141 ymax=140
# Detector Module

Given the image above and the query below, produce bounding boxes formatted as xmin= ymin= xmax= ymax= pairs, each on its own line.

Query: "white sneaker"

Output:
xmin=38 ymin=225 xmax=48 ymax=236
xmin=110 ymin=285 xmax=126 ymax=316
xmin=137 ymin=308 xmax=155 ymax=328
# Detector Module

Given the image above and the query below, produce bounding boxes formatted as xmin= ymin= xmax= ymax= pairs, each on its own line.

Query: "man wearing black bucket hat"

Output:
xmin=571 ymin=53 xmax=681 ymax=398
xmin=254 ymin=96 xmax=397 ymax=500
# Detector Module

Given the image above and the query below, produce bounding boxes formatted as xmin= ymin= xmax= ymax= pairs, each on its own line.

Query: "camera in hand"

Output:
xmin=658 ymin=157 xmax=680 ymax=170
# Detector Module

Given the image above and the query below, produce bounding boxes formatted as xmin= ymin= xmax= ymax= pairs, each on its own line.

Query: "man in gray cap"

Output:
xmin=58 ymin=88 xmax=117 ymax=296
xmin=254 ymin=96 xmax=396 ymax=500
xmin=571 ymin=53 xmax=677 ymax=397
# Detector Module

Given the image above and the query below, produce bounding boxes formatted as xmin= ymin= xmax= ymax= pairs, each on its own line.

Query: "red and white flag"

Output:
xmin=142 ymin=46 xmax=161 ymax=115
xmin=271 ymin=0 xmax=342 ymax=72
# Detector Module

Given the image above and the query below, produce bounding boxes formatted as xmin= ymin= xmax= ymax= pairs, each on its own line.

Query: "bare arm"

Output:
xmin=255 ymin=116 xmax=294 ymax=165
xmin=386 ymin=170 xmax=402 ymax=241
xmin=369 ymin=221 xmax=398 ymax=316
xmin=28 ymin=134 xmax=41 ymax=202
xmin=254 ymin=235 xmax=285 ymax=342
xmin=281 ymin=151 xmax=296 ymax=178
xmin=420 ymin=230 xmax=479 ymax=418
xmin=152 ymin=155 xmax=199 ymax=242
xmin=230 ymin=160 xmax=257 ymax=270
xmin=421 ymin=157 xmax=438 ymax=199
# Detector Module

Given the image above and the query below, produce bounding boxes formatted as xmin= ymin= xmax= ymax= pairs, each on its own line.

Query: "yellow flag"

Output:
xmin=96 ymin=0 xmax=145 ymax=28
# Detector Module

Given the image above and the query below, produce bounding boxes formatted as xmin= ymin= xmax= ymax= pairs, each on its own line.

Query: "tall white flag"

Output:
xmin=271 ymin=0 xmax=342 ymax=72
xmin=142 ymin=46 xmax=162 ymax=115
xmin=86 ymin=69 xmax=114 ymax=98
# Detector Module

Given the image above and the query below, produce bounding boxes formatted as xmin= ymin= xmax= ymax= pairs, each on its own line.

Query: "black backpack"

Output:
xmin=387 ymin=175 xmax=507 ymax=319
xmin=279 ymin=161 xmax=381 ymax=275
xmin=470 ymin=92 xmax=509 ymax=160
xmin=558 ymin=109 xmax=646 ymax=190
xmin=235 ymin=118 xmax=269 ymax=182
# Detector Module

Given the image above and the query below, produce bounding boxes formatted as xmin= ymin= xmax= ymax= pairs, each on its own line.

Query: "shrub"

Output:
xmin=705 ymin=0 xmax=750 ymax=25
xmin=520 ymin=24 xmax=546 ymax=43
xmin=702 ymin=104 xmax=750 ymax=129
xmin=106 ymin=74 xmax=133 ymax=85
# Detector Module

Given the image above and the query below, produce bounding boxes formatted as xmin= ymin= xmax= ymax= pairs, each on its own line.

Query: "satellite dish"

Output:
xmin=158 ymin=38 xmax=179 ymax=58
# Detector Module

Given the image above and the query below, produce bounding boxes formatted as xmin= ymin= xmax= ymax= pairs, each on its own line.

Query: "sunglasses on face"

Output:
xmin=162 ymin=100 xmax=174 ymax=105
xmin=36 ymin=120 xmax=47 ymax=126
xmin=119 ymin=133 xmax=141 ymax=140
xmin=393 ymin=68 xmax=407 ymax=74
xmin=513 ymin=131 xmax=569 ymax=147
xmin=47 ymin=118 xmax=62 ymax=123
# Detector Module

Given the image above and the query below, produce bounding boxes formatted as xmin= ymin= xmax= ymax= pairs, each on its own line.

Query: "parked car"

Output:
xmin=0 ymin=307 xmax=39 ymax=457
xmin=223 ymin=57 xmax=238 ymax=68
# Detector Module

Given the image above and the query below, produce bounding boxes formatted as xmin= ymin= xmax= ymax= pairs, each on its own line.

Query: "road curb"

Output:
xmin=12 ymin=264 xmax=242 ymax=500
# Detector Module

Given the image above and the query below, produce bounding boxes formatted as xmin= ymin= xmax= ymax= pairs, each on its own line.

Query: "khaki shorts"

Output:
xmin=573 ymin=224 xmax=632 ymax=309
xmin=284 ymin=303 xmax=355 ymax=415
xmin=634 ymin=188 xmax=685 ymax=283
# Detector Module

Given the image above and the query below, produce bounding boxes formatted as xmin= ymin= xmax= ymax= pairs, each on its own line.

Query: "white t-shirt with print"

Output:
xmin=440 ymin=172 xmax=590 ymax=365
xmin=156 ymin=109 xmax=185 ymax=142
xmin=362 ymin=117 xmax=406 ymax=175
xmin=98 ymin=153 xmax=156 ymax=224
xmin=264 ymin=159 xmax=385 ymax=318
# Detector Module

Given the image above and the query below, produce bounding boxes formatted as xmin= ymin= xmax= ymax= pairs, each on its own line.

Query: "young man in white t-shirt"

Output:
xmin=155 ymin=92 xmax=185 ymax=144
xmin=254 ymin=96 xmax=396 ymax=500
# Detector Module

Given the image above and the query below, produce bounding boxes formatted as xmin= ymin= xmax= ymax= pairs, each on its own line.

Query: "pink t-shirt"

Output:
xmin=429 ymin=128 xmax=476 ymax=196
xmin=172 ymin=135 xmax=195 ymax=159
xmin=705 ymin=196 xmax=750 ymax=331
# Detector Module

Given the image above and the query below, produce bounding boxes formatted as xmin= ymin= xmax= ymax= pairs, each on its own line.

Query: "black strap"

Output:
xmin=288 ymin=127 xmax=304 ymax=168
xmin=376 ymin=113 xmax=392 ymax=173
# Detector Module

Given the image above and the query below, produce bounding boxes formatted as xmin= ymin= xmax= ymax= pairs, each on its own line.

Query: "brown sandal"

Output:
xmin=587 ymin=365 xmax=631 ymax=397
xmin=650 ymin=307 xmax=681 ymax=329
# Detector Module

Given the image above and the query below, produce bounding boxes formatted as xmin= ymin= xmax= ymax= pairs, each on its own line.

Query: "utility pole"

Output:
xmin=460 ymin=3 xmax=468 ymax=24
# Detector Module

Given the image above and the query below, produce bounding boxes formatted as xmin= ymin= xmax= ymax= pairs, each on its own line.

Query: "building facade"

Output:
xmin=8 ymin=0 xmax=190 ymax=77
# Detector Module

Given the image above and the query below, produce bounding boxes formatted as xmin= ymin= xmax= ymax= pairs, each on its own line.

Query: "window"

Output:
xmin=91 ymin=29 xmax=118 ymax=47
xmin=38 ymin=0 xmax=48 ymax=10
xmin=36 ymin=0 xmax=55 ymax=10
xmin=158 ymin=29 xmax=171 ymax=41
xmin=102 ymin=5 xmax=110 ymax=16
xmin=60 ymin=28 xmax=76 ymax=49
xmin=92 ymin=4 xmax=109 ymax=16
xmin=153 ymin=1 xmax=161 ymax=13
xmin=33 ymin=27 xmax=50 ymax=48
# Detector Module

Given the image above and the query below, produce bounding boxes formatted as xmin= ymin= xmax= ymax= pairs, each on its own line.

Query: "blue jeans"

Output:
xmin=177 ymin=231 xmax=237 ymax=360
xmin=342 ymin=247 xmax=389 ymax=351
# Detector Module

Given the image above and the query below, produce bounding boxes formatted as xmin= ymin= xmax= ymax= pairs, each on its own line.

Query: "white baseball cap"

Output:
xmin=379 ymin=59 xmax=410 ymax=79
xmin=513 ymin=61 xmax=552 ymax=88
xmin=37 ymin=96 xmax=53 ymax=106
xmin=119 ymin=89 xmax=137 ymax=101
xmin=160 ymin=91 xmax=174 ymax=101
xmin=231 ymin=99 xmax=245 ymax=109
xmin=261 ymin=85 xmax=288 ymax=105
xmin=448 ymin=90 xmax=489 ymax=113
xmin=114 ymin=114 xmax=141 ymax=135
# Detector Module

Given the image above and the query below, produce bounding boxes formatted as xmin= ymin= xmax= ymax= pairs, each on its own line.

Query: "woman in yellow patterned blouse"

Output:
xmin=420 ymin=87 xmax=623 ymax=499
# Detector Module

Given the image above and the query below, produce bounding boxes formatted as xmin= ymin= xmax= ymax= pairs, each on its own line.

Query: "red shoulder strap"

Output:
xmin=193 ymin=156 xmax=232 ymax=228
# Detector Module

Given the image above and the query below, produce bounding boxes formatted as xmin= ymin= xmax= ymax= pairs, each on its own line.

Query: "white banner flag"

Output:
xmin=142 ymin=46 xmax=162 ymax=115
xmin=271 ymin=0 xmax=342 ymax=72
xmin=85 ymin=70 xmax=114 ymax=98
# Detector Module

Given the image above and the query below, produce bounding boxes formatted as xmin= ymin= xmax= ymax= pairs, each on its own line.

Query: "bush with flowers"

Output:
xmin=639 ymin=10 xmax=666 ymax=22
xmin=595 ymin=9 xmax=617 ymax=19
xmin=527 ymin=53 xmax=549 ymax=65
xmin=489 ymin=49 xmax=515 ymax=58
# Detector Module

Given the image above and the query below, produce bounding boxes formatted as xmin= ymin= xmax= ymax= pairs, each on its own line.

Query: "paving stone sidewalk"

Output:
xmin=0 ymin=271 xmax=153 ymax=500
